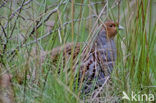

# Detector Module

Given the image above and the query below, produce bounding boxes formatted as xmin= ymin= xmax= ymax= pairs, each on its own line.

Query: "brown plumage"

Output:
xmin=50 ymin=20 xmax=124 ymax=93
xmin=50 ymin=42 xmax=83 ymax=63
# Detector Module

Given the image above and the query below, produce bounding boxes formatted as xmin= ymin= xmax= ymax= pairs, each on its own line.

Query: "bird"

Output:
xmin=49 ymin=20 xmax=124 ymax=93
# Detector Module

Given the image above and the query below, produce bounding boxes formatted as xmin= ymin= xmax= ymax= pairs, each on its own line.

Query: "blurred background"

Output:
xmin=0 ymin=0 xmax=155 ymax=103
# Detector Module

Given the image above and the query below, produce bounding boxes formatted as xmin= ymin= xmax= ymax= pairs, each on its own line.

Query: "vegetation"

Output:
xmin=0 ymin=0 xmax=155 ymax=103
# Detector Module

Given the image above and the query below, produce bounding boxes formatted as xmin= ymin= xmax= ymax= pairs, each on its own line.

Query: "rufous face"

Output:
xmin=103 ymin=21 xmax=119 ymax=38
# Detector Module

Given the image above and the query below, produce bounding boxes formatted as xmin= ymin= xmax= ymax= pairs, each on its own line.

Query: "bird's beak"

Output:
xmin=118 ymin=25 xmax=124 ymax=30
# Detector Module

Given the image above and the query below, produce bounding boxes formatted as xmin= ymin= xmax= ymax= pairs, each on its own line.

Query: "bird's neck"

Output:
xmin=93 ymin=29 xmax=117 ymax=62
xmin=94 ymin=30 xmax=114 ymax=48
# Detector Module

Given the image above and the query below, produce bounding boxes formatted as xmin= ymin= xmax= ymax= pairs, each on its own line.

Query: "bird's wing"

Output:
xmin=50 ymin=42 xmax=84 ymax=63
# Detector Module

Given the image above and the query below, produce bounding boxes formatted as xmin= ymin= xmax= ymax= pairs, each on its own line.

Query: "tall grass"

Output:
xmin=0 ymin=0 xmax=155 ymax=103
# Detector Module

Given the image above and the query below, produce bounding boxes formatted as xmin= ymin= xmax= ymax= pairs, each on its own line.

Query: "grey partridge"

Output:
xmin=50 ymin=20 xmax=124 ymax=93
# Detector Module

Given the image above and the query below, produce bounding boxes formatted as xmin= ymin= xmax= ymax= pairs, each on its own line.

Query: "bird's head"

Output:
xmin=103 ymin=20 xmax=124 ymax=38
